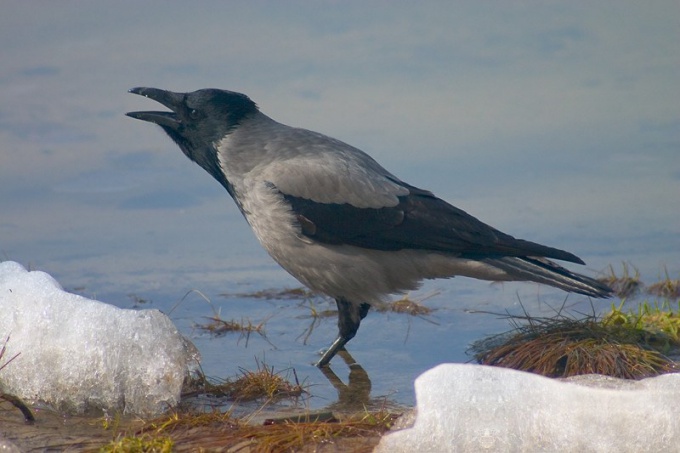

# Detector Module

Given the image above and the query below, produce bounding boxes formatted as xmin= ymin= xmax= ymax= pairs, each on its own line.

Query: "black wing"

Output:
xmin=281 ymin=182 xmax=585 ymax=264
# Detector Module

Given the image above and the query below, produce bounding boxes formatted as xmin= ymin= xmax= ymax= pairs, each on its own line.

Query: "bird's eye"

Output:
xmin=189 ymin=109 xmax=199 ymax=119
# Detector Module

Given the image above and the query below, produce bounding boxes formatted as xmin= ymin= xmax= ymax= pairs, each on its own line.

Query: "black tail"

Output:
xmin=485 ymin=256 xmax=612 ymax=298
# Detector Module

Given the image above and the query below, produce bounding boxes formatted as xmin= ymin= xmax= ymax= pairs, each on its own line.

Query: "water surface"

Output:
xmin=1 ymin=2 xmax=678 ymax=410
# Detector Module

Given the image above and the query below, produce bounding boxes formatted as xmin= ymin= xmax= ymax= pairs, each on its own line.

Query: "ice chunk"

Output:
xmin=376 ymin=363 xmax=680 ymax=453
xmin=0 ymin=261 xmax=199 ymax=416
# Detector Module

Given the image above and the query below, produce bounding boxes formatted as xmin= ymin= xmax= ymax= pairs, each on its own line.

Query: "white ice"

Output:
xmin=0 ymin=261 xmax=199 ymax=416
xmin=376 ymin=363 xmax=680 ymax=453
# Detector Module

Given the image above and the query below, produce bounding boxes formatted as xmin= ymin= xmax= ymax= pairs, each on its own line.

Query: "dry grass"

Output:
xmin=102 ymin=408 xmax=396 ymax=453
xmin=599 ymin=262 xmax=643 ymax=298
xmin=646 ymin=268 xmax=680 ymax=299
xmin=195 ymin=315 xmax=266 ymax=338
xmin=470 ymin=306 xmax=678 ymax=379
xmin=98 ymin=358 xmax=398 ymax=452
xmin=183 ymin=361 xmax=305 ymax=403
xmin=188 ymin=290 xmax=271 ymax=346
xmin=229 ymin=410 xmax=397 ymax=453
xmin=375 ymin=293 xmax=435 ymax=316
xmin=375 ymin=291 xmax=440 ymax=316
xmin=101 ymin=434 xmax=174 ymax=452
xmin=647 ymin=280 xmax=680 ymax=298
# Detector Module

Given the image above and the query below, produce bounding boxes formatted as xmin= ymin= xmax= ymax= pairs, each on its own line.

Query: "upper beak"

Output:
xmin=126 ymin=87 xmax=184 ymax=129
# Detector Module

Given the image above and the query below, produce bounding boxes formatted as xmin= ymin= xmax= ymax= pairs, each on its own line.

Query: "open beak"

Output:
xmin=126 ymin=87 xmax=184 ymax=129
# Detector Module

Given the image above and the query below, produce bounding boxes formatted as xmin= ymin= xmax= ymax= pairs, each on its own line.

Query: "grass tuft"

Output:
xmin=375 ymin=291 xmax=439 ymax=316
xmin=599 ymin=262 xmax=643 ymax=298
xmin=646 ymin=268 xmax=680 ymax=299
xmin=183 ymin=360 xmax=305 ymax=403
xmin=471 ymin=303 xmax=678 ymax=379
xmin=603 ymin=300 xmax=680 ymax=353
xmin=195 ymin=315 xmax=266 ymax=338
xmin=376 ymin=294 xmax=434 ymax=316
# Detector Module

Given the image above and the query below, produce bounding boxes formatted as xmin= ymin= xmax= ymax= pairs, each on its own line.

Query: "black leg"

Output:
xmin=315 ymin=298 xmax=371 ymax=368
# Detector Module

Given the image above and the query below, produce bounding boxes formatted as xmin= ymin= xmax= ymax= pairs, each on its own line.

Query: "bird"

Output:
xmin=126 ymin=87 xmax=612 ymax=368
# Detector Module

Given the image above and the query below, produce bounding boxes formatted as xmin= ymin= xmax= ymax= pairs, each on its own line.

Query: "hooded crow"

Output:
xmin=126 ymin=87 xmax=612 ymax=367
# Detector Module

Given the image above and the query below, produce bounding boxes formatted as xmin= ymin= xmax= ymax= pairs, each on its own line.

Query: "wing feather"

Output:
xmin=281 ymin=181 xmax=585 ymax=264
xmin=247 ymin=126 xmax=584 ymax=264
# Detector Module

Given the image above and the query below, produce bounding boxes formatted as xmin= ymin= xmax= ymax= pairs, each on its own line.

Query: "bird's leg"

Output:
xmin=315 ymin=298 xmax=370 ymax=368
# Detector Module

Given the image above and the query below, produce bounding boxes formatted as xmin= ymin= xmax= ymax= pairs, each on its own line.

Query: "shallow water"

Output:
xmin=2 ymin=2 xmax=679 ymax=417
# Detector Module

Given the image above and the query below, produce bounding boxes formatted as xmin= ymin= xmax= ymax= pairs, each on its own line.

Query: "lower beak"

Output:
xmin=126 ymin=87 xmax=183 ymax=129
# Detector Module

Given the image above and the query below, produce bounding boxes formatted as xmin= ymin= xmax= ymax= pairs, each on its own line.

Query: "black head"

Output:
xmin=126 ymin=87 xmax=258 ymax=191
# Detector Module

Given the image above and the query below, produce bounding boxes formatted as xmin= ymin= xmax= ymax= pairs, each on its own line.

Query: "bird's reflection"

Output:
xmin=319 ymin=349 xmax=372 ymax=410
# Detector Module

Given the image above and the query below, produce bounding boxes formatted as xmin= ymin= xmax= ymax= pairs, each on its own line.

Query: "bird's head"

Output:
xmin=127 ymin=87 xmax=258 ymax=151
xmin=126 ymin=87 xmax=258 ymax=190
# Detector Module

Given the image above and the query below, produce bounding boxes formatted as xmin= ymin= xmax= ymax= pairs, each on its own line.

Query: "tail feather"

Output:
xmin=485 ymin=256 xmax=612 ymax=298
